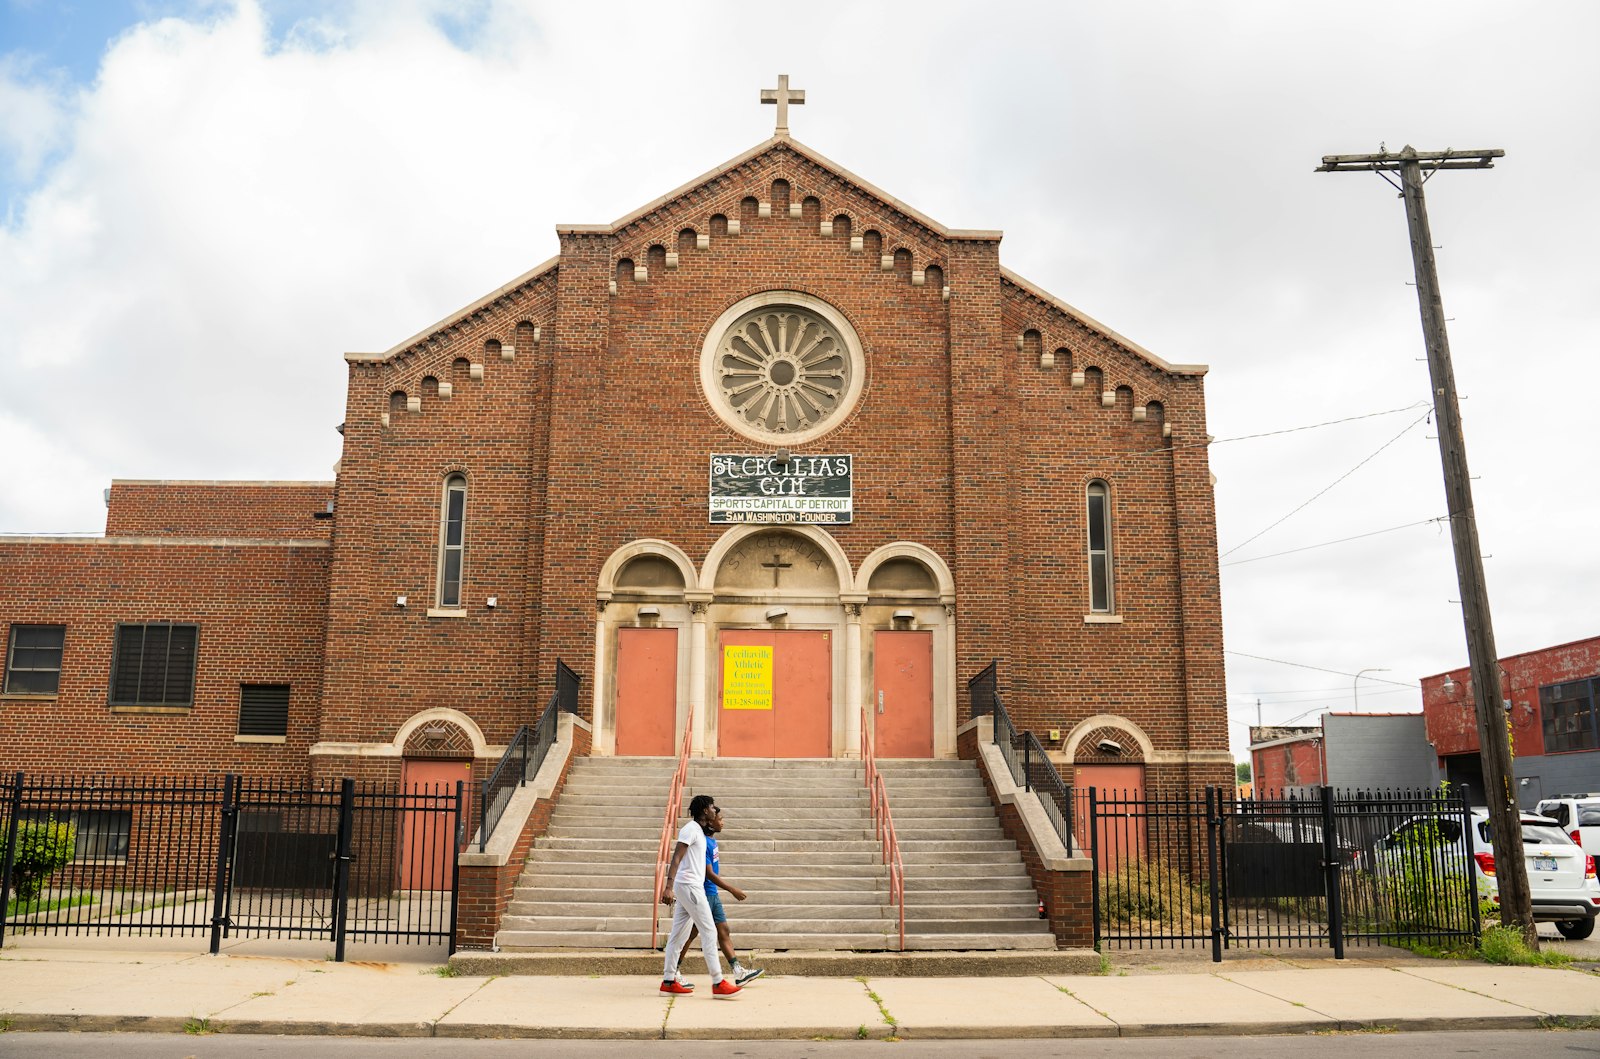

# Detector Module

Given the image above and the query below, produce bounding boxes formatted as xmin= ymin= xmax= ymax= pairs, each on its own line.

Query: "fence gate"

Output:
xmin=1087 ymin=785 xmax=1479 ymax=960
xmin=0 ymin=772 xmax=463 ymax=959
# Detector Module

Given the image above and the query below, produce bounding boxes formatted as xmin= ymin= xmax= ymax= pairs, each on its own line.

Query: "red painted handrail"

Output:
xmin=651 ymin=706 xmax=696 ymax=946
xmin=861 ymin=706 xmax=906 ymax=951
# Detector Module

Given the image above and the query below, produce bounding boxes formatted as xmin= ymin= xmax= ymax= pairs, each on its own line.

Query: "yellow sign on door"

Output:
xmin=722 ymin=645 xmax=774 ymax=710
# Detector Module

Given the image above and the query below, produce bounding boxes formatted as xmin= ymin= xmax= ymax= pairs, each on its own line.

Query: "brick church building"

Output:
xmin=0 ymin=81 xmax=1229 ymax=807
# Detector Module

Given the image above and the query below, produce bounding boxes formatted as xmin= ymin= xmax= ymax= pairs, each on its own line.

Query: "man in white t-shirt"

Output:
xmin=659 ymin=793 xmax=741 ymax=996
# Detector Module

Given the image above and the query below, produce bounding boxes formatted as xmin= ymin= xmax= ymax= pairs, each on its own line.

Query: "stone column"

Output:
xmin=841 ymin=597 xmax=866 ymax=758
xmin=687 ymin=595 xmax=711 ymax=756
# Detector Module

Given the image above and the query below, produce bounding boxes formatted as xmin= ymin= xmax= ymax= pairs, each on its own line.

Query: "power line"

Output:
xmin=1219 ymin=409 xmax=1432 ymax=558
xmin=1220 ymin=516 xmax=1446 ymax=567
xmin=1225 ymin=650 xmax=1421 ymax=689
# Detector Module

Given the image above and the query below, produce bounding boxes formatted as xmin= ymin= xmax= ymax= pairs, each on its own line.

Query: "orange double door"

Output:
xmin=717 ymin=629 xmax=832 ymax=758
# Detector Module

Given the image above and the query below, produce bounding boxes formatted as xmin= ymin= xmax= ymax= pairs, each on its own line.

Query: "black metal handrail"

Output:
xmin=1022 ymin=730 xmax=1071 ymax=848
xmin=967 ymin=660 xmax=1073 ymax=848
xmin=478 ymin=660 xmax=581 ymax=852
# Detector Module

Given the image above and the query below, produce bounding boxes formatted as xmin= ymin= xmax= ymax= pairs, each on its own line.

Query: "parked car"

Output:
xmin=1366 ymin=809 xmax=1600 ymax=940
xmin=1535 ymin=794 xmax=1600 ymax=865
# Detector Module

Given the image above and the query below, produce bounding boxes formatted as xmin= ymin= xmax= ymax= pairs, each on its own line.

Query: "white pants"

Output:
xmin=662 ymin=880 xmax=724 ymax=984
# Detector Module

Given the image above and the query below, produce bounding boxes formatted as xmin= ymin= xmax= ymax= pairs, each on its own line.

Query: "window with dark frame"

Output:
xmin=109 ymin=623 xmax=199 ymax=707
xmin=239 ymin=683 xmax=290 ymax=737
xmin=5 ymin=624 xmax=65 ymax=695
xmin=437 ymin=474 xmax=467 ymax=608
xmin=1087 ymin=480 xmax=1115 ymax=613
xmin=1541 ymin=678 xmax=1600 ymax=754
xmin=18 ymin=809 xmax=132 ymax=862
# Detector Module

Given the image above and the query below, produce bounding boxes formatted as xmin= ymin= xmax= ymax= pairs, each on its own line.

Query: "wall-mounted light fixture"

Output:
xmin=638 ymin=606 xmax=660 ymax=618
xmin=773 ymin=448 xmax=791 ymax=467
xmin=395 ymin=595 xmax=407 ymax=608
xmin=1096 ymin=738 xmax=1123 ymax=755
xmin=486 ymin=596 xmax=498 ymax=609
xmin=1441 ymin=674 xmax=1459 ymax=696
xmin=765 ymin=606 xmax=788 ymax=622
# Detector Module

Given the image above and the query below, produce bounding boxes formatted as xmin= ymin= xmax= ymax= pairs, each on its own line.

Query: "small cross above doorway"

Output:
xmin=761 ymin=74 xmax=805 ymax=136
xmin=761 ymin=552 xmax=794 ymax=587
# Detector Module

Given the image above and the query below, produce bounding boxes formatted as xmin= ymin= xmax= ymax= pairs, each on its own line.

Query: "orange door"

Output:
xmin=615 ymin=627 xmax=678 ymax=756
xmin=718 ymin=629 xmax=831 ymax=758
xmin=400 ymin=758 xmax=470 ymax=891
xmin=1075 ymin=763 xmax=1145 ymax=875
xmin=873 ymin=630 xmax=933 ymax=758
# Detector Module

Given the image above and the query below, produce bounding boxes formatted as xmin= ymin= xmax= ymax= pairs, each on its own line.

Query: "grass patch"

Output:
xmin=182 ymin=1017 xmax=212 ymax=1035
xmin=425 ymin=964 xmax=460 ymax=977
xmin=1479 ymin=925 xmax=1572 ymax=967
xmin=4 ymin=893 xmax=94 ymax=917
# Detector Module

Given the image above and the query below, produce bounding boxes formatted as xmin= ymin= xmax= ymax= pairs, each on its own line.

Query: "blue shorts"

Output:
xmin=704 ymin=888 xmax=727 ymax=924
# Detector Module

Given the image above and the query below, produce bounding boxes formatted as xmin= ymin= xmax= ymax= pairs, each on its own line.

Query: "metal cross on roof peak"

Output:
xmin=761 ymin=74 xmax=805 ymax=137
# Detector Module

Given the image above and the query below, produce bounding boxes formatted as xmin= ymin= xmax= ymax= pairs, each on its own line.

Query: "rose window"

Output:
xmin=713 ymin=307 xmax=853 ymax=435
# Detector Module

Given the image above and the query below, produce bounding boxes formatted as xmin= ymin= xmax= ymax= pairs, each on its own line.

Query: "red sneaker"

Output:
xmin=712 ymin=979 xmax=742 ymax=998
xmin=660 ymin=979 xmax=693 ymax=995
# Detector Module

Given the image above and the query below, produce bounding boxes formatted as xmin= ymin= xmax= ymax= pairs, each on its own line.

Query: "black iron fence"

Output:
xmin=479 ymin=659 xmax=581 ymax=851
xmin=0 ymin=772 xmax=463 ymax=958
xmin=1085 ymin=784 xmax=1479 ymax=959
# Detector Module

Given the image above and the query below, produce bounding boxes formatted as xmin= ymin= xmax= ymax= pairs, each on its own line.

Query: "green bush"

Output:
xmin=1098 ymin=858 xmax=1208 ymax=927
xmin=7 ymin=818 xmax=76 ymax=902
xmin=1479 ymin=924 xmax=1571 ymax=967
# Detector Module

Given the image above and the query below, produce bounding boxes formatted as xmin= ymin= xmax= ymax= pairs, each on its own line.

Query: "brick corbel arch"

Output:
xmin=1059 ymin=713 xmax=1154 ymax=766
xmin=395 ymin=708 xmax=489 ymax=759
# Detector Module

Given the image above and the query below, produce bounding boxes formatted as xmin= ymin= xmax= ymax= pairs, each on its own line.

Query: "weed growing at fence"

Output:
xmin=1478 ymin=925 xmax=1572 ymax=967
xmin=7 ymin=819 xmax=76 ymax=901
xmin=1097 ymin=858 xmax=1208 ymax=928
xmin=4 ymin=892 xmax=93 ymax=918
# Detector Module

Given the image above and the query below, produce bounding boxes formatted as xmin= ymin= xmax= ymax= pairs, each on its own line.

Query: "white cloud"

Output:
xmin=0 ymin=0 xmax=1596 ymax=761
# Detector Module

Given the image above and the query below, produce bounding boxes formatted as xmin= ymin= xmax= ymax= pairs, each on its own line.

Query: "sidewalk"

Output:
xmin=1 ymin=936 xmax=1597 ymax=1041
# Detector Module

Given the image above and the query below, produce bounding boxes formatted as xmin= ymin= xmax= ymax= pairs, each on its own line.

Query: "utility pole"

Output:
xmin=1316 ymin=145 xmax=1535 ymax=947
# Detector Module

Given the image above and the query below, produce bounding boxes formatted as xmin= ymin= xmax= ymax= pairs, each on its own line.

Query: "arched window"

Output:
xmin=1087 ymin=480 xmax=1114 ymax=613
xmin=438 ymin=474 xmax=467 ymax=608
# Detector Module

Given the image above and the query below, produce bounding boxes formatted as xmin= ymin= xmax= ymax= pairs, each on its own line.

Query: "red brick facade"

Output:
xmin=0 ymin=134 xmax=1225 ymax=798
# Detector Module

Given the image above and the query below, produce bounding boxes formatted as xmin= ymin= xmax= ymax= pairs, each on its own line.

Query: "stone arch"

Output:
xmin=597 ymin=538 xmax=699 ymax=597
xmin=700 ymin=524 xmax=853 ymax=595
xmin=394 ymin=708 xmax=490 ymax=759
xmin=1059 ymin=713 xmax=1155 ymax=766
xmin=853 ymin=541 xmax=955 ymax=600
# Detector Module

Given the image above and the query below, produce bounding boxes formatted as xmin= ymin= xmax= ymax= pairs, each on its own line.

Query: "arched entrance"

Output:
xmin=593 ymin=530 xmax=958 ymax=759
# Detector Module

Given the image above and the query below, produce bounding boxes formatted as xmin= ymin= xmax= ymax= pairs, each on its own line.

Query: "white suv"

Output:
xmin=1370 ymin=808 xmax=1600 ymax=940
xmin=1535 ymin=794 xmax=1600 ymax=864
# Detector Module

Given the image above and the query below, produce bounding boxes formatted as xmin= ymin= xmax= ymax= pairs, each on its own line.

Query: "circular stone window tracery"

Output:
xmin=699 ymin=292 xmax=865 ymax=445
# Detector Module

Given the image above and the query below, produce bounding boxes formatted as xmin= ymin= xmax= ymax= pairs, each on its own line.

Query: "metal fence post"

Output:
xmin=1320 ymin=786 xmax=1345 ymax=959
xmin=0 ymin=772 xmax=24 ymax=950
xmin=1088 ymin=787 xmax=1101 ymax=950
xmin=448 ymin=780 xmax=464 ymax=956
xmin=332 ymin=778 xmax=356 ymax=963
xmin=209 ymin=774 xmax=239 ymax=955
xmin=1206 ymin=787 xmax=1223 ymax=963
xmin=1460 ymin=788 xmax=1481 ymax=944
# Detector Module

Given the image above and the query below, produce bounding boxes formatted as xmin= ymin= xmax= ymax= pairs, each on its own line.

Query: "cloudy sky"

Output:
xmin=2 ymin=1 xmax=1595 ymax=759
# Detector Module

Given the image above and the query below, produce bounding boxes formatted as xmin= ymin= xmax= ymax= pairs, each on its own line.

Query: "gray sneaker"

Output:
xmin=735 ymin=966 xmax=766 ymax=986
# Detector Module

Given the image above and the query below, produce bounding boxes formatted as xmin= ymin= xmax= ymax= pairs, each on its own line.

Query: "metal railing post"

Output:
xmin=448 ymin=780 xmax=463 ymax=956
xmin=1320 ymin=786 xmax=1345 ymax=959
xmin=1206 ymin=787 xmax=1223 ymax=963
xmin=1023 ymin=735 xmax=1031 ymax=792
xmin=1088 ymin=786 xmax=1101 ymax=950
xmin=0 ymin=772 xmax=24 ymax=950
xmin=332 ymin=778 xmax=356 ymax=962
xmin=209 ymin=774 xmax=239 ymax=955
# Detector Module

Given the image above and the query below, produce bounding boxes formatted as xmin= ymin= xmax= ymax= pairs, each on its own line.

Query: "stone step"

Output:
xmin=452 ymin=949 xmax=1103 ymax=977
xmin=507 ymin=893 xmax=1044 ymax=920
xmin=503 ymin=914 xmax=897 ymax=934
xmin=544 ymin=824 xmax=879 ymax=840
xmin=533 ymin=837 xmax=889 ymax=854
xmin=493 ymin=930 xmax=903 ymax=950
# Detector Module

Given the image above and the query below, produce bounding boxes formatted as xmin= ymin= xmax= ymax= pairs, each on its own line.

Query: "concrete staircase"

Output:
xmin=495 ymin=755 xmax=1054 ymax=953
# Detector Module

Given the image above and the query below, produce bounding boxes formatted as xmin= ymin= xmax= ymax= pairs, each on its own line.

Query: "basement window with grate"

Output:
xmin=109 ymin=623 xmax=198 ymax=708
xmin=238 ymin=683 xmax=290 ymax=739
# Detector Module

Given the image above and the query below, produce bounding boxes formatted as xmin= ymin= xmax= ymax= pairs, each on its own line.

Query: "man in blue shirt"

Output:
xmin=677 ymin=802 xmax=766 ymax=987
